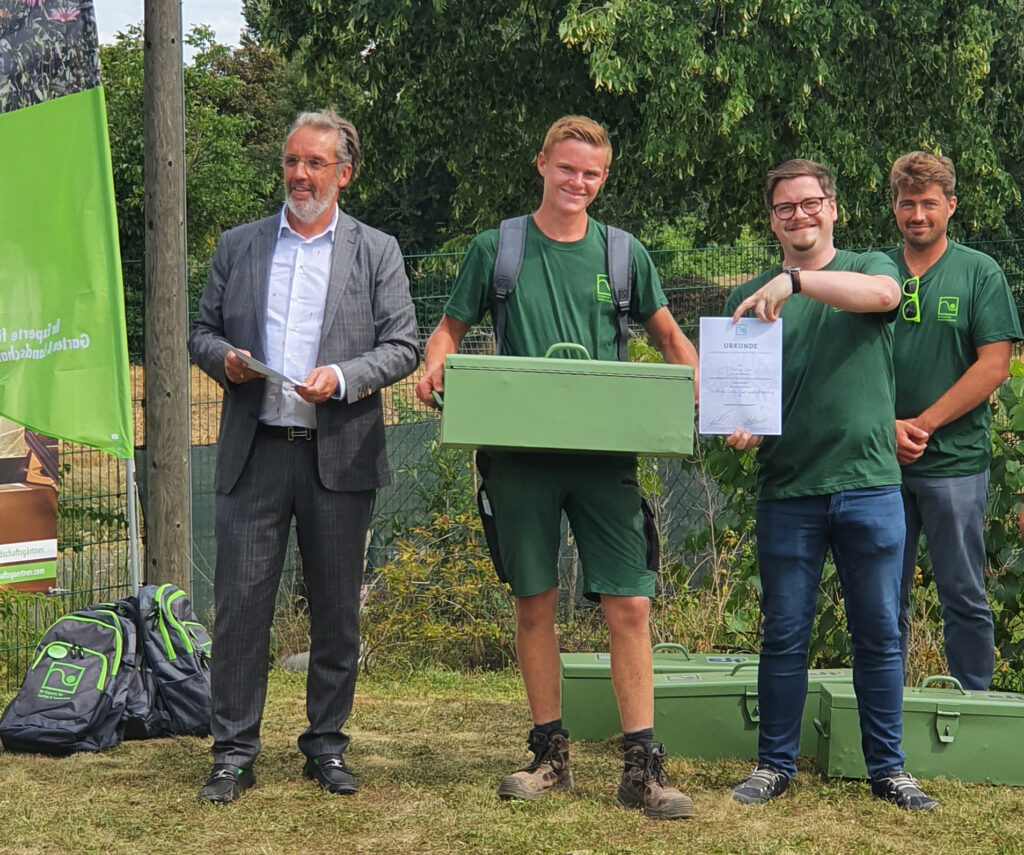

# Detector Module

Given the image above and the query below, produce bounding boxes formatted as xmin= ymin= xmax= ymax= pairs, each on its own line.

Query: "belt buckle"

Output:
xmin=287 ymin=426 xmax=312 ymax=441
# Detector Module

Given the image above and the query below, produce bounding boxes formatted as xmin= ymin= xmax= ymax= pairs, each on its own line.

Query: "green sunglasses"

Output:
xmin=901 ymin=276 xmax=921 ymax=323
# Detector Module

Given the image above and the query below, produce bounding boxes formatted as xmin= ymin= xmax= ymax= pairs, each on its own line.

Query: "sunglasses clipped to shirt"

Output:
xmin=901 ymin=276 xmax=921 ymax=323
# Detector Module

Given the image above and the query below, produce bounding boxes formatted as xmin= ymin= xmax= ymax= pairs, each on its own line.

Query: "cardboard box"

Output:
xmin=561 ymin=646 xmax=759 ymax=740
xmin=815 ymin=679 xmax=1024 ymax=784
xmin=653 ymin=667 xmax=853 ymax=761
xmin=438 ymin=351 xmax=694 ymax=457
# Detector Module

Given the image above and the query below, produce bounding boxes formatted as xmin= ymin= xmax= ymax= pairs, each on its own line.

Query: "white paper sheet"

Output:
xmin=698 ymin=317 xmax=783 ymax=436
xmin=236 ymin=351 xmax=302 ymax=388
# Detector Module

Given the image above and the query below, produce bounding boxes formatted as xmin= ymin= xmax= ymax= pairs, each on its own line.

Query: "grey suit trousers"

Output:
xmin=210 ymin=429 xmax=374 ymax=765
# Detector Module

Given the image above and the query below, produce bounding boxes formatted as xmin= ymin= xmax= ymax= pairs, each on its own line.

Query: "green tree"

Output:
xmin=246 ymin=0 xmax=1024 ymax=249
xmin=101 ymin=26 xmax=294 ymax=351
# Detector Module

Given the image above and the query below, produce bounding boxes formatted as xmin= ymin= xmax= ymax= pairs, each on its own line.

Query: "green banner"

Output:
xmin=0 ymin=86 xmax=134 ymax=458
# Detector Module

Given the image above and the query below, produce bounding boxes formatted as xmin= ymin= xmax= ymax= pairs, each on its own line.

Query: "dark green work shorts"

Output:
xmin=480 ymin=451 xmax=654 ymax=599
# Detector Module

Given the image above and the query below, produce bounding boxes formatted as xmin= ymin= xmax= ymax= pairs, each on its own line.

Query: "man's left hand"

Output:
xmin=295 ymin=366 xmax=340 ymax=403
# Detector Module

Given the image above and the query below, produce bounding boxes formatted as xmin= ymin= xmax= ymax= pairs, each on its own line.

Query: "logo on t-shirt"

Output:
xmin=596 ymin=273 xmax=612 ymax=304
xmin=937 ymin=296 xmax=959 ymax=322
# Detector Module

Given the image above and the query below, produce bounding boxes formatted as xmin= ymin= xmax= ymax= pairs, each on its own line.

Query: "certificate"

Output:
xmin=236 ymin=351 xmax=302 ymax=388
xmin=698 ymin=317 xmax=782 ymax=436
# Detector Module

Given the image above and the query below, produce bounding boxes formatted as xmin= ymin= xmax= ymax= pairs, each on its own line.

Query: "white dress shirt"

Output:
xmin=259 ymin=206 xmax=346 ymax=427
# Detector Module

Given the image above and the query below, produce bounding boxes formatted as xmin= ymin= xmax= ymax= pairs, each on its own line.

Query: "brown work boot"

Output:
xmin=617 ymin=741 xmax=695 ymax=819
xmin=497 ymin=729 xmax=573 ymax=800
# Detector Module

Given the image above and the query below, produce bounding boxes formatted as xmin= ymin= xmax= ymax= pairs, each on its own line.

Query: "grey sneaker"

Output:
xmin=731 ymin=764 xmax=789 ymax=804
xmin=497 ymin=730 xmax=573 ymax=800
xmin=617 ymin=741 xmax=695 ymax=819
xmin=870 ymin=770 xmax=940 ymax=811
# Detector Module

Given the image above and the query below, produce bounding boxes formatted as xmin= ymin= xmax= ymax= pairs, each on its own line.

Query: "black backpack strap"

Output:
xmin=606 ymin=225 xmax=633 ymax=361
xmin=491 ymin=216 xmax=529 ymax=355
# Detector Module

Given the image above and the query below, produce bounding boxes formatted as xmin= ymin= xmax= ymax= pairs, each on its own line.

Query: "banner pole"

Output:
xmin=126 ymin=457 xmax=141 ymax=594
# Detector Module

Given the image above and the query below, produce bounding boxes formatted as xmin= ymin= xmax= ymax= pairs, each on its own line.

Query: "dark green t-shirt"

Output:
xmin=889 ymin=241 xmax=1022 ymax=477
xmin=443 ymin=216 xmax=667 ymax=360
xmin=724 ymin=249 xmax=902 ymax=500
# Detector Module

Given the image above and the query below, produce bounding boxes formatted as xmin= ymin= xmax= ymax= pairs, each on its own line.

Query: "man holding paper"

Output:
xmin=723 ymin=159 xmax=938 ymax=811
xmin=189 ymin=109 xmax=418 ymax=803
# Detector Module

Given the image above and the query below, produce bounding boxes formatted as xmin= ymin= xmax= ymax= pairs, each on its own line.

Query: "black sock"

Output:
xmin=532 ymin=719 xmax=565 ymax=737
xmin=623 ymin=727 xmax=655 ymax=749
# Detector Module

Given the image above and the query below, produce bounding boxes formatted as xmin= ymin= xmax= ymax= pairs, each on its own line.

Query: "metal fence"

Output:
xmin=3 ymin=240 xmax=1024 ymax=690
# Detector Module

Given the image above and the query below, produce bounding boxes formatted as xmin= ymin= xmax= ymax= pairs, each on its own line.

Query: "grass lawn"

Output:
xmin=1 ymin=667 xmax=1024 ymax=855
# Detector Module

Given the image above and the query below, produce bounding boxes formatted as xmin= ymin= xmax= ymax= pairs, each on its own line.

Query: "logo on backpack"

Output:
xmin=39 ymin=660 xmax=85 ymax=699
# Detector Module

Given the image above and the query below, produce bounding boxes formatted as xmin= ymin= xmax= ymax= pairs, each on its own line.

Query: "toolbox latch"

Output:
xmin=935 ymin=708 xmax=960 ymax=744
xmin=744 ymin=690 xmax=760 ymax=724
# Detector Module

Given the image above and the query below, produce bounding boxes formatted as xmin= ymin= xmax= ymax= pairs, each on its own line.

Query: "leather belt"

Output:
xmin=257 ymin=423 xmax=316 ymax=441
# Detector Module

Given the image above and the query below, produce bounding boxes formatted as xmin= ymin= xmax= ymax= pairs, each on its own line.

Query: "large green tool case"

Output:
xmin=561 ymin=645 xmax=759 ymax=740
xmin=815 ymin=677 xmax=1024 ymax=784
xmin=437 ymin=345 xmax=694 ymax=457
xmin=653 ymin=666 xmax=854 ymax=761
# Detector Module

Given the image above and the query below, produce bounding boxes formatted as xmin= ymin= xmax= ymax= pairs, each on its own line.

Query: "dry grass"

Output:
xmin=1 ymin=668 xmax=1023 ymax=855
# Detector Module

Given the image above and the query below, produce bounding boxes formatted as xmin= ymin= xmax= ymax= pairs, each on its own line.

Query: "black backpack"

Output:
xmin=135 ymin=583 xmax=212 ymax=737
xmin=0 ymin=607 xmax=134 ymax=755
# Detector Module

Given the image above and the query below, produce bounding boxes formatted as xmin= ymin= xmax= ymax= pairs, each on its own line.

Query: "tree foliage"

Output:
xmin=101 ymin=26 xmax=297 ymax=351
xmin=246 ymin=0 xmax=1024 ymax=249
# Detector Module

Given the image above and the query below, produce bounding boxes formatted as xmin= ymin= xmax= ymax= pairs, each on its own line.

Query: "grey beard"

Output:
xmin=286 ymin=192 xmax=334 ymax=224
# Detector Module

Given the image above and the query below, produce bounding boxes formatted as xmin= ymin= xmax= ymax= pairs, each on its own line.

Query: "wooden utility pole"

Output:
xmin=142 ymin=1 xmax=191 ymax=591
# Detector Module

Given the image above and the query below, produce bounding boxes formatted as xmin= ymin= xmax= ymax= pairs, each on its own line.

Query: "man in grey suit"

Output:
xmin=189 ymin=109 xmax=419 ymax=804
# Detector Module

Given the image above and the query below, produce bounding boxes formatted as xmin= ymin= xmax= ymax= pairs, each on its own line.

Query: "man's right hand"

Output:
xmin=726 ymin=428 xmax=763 ymax=450
xmin=224 ymin=349 xmax=258 ymax=384
xmin=414 ymin=364 xmax=444 ymax=408
xmin=895 ymin=418 xmax=929 ymax=465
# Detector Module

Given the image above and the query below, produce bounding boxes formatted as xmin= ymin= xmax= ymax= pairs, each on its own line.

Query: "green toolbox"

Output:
xmin=814 ymin=677 xmax=1024 ymax=784
xmin=437 ymin=345 xmax=694 ymax=457
xmin=561 ymin=645 xmax=758 ymax=740
xmin=653 ymin=666 xmax=854 ymax=761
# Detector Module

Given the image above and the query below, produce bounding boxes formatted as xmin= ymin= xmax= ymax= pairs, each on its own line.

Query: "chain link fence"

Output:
xmin=3 ymin=240 xmax=1023 ymax=689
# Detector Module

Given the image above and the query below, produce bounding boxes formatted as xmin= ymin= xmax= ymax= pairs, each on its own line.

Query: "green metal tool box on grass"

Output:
xmin=652 ymin=666 xmax=854 ymax=761
xmin=436 ymin=345 xmax=694 ymax=457
xmin=815 ymin=677 xmax=1024 ymax=784
xmin=561 ymin=644 xmax=759 ymax=740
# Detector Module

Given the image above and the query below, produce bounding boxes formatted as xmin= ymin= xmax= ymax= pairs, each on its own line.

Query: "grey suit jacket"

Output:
xmin=188 ymin=209 xmax=419 ymax=494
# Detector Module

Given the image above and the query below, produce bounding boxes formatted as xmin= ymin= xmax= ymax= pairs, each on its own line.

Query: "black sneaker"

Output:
xmin=731 ymin=764 xmax=789 ymax=805
xmin=304 ymin=754 xmax=358 ymax=795
xmin=198 ymin=763 xmax=255 ymax=804
xmin=870 ymin=770 xmax=940 ymax=811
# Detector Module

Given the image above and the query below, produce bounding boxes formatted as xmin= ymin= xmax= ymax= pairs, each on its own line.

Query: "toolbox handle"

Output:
xmin=920 ymin=675 xmax=968 ymax=695
xmin=431 ymin=391 xmax=444 ymax=410
xmin=813 ymin=718 xmax=829 ymax=738
xmin=544 ymin=342 xmax=592 ymax=360
xmin=651 ymin=643 xmax=692 ymax=660
xmin=729 ymin=662 xmax=759 ymax=676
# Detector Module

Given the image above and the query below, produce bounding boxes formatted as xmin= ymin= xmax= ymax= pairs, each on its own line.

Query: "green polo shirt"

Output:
xmin=889 ymin=241 xmax=1022 ymax=477
xmin=443 ymin=216 xmax=667 ymax=360
xmin=724 ymin=249 xmax=902 ymax=500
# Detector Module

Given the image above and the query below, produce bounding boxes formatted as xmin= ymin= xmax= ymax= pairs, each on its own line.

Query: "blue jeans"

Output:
xmin=755 ymin=486 xmax=906 ymax=779
xmin=899 ymin=471 xmax=993 ymax=690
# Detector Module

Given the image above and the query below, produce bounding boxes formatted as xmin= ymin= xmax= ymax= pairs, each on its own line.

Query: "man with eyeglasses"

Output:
xmin=189 ymin=109 xmax=419 ymax=803
xmin=888 ymin=151 xmax=1021 ymax=691
xmin=723 ymin=158 xmax=938 ymax=811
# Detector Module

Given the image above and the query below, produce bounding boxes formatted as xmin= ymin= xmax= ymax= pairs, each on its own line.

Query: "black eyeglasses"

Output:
xmin=901 ymin=276 xmax=921 ymax=323
xmin=281 ymin=156 xmax=342 ymax=174
xmin=770 ymin=196 xmax=831 ymax=220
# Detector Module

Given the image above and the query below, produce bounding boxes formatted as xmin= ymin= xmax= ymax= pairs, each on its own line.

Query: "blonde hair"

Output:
xmin=541 ymin=115 xmax=612 ymax=168
xmin=890 ymin=151 xmax=956 ymax=201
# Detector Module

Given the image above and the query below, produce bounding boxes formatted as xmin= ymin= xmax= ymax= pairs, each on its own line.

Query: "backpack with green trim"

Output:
xmin=0 ymin=607 xmax=135 ymax=754
xmin=135 ymin=583 xmax=212 ymax=737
